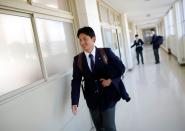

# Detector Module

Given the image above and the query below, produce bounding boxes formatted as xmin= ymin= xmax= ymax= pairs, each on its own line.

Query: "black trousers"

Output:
xmin=153 ymin=48 xmax=160 ymax=63
xmin=136 ymin=51 xmax=144 ymax=64
xmin=89 ymin=106 xmax=116 ymax=131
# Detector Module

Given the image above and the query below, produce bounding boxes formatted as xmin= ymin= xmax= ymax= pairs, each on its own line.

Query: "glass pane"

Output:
xmin=168 ymin=9 xmax=174 ymax=35
xmin=175 ymin=1 xmax=183 ymax=37
xmin=109 ymin=11 xmax=114 ymax=25
xmin=102 ymin=28 xmax=113 ymax=48
xmin=115 ymin=14 xmax=121 ymax=26
xmin=102 ymin=28 xmax=120 ymax=57
xmin=112 ymin=30 xmax=118 ymax=49
xmin=0 ymin=14 xmax=43 ymax=95
xmin=35 ymin=18 xmax=76 ymax=76
xmin=183 ymin=0 xmax=185 ymax=20
xmin=164 ymin=16 xmax=168 ymax=36
xmin=112 ymin=30 xmax=121 ymax=57
xmin=12 ymin=0 xmax=27 ymax=2
xmin=32 ymin=0 xmax=69 ymax=11
xmin=99 ymin=5 xmax=109 ymax=23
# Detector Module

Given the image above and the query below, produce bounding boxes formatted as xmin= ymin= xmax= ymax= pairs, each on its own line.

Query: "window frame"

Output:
xmin=0 ymin=9 xmax=45 ymax=102
xmin=30 ymin=0 xmax=70 ymax=13
xmin=0 ymin=0 xmax=78 ymax=102
xmin=180 ymin=0 xmax=185 ymax=35
xmin=168 ymin=9 xmax=175 ymax=35
xmin=97 ymin=0 xmax=123 ymax=58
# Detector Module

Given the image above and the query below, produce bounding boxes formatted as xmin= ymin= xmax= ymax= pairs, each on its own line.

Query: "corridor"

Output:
xmin=1 ymin=0 xmax=185 ymax=131
xmin=116 ymin=46 xmax=185 ymax=131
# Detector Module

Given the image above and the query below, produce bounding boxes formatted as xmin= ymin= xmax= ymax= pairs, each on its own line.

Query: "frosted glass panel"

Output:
xmin=13 ymin=0 xmax=27 ymax=2
xmin=102 ymin=28 xmax=113 ymax=48
xmin=99 ymin=5 xmax=109 ymax=23
xmin=112 ymin=30 xmax=121 ymax=57
xmin=102 ymin=28 xmax=120 ymax=57
xmin=0 ymin=14 xmax=43 ymax=95
xmin=109 ymin=11 xmax=114 ymax=25
xmin=36 ymin=18 xmax=76 ymax=76
xmin=112 ymin=30 xmax=118 ymax=50
xmin=183 ymin=0 xmax=185 ymax=21
xmin=32 ymin=0 xmax=69 ymax=11
xmin=115 ymin=14 xmax=121 ymax=26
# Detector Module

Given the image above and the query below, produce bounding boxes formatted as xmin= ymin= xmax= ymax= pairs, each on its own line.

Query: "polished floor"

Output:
xmin=116 ymin=45 xmax=185 ymax=131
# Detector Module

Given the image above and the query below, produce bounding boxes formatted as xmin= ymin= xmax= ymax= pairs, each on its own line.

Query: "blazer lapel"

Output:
xmin=94 ymin=48 xmax=104 ymax=70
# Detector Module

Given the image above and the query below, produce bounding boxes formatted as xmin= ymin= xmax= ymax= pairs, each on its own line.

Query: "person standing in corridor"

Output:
xmin=131 ymin=34 xmax=144 ymax=65
xmin=151 ymin=30 xmax=160 ymax=64
xmin=71 ymin=26 xmax=130 ymax=131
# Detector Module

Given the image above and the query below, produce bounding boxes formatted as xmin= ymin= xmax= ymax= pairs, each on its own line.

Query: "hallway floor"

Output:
xmin=116 ymin=46 xmax=185 ymax=131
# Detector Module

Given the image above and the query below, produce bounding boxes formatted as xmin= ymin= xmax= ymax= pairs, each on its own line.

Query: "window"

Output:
xmin=0 ymin=0 xmax=76 ymax=99
xmin=32 ymin=0 xmax=69 ymax=11
xmin=175 ymin=1 xmax=183 ymax=37
xmin=164 ymin=9 xmax=175 ymax=36
xmin=0 ymin=14 xmax=43 ymax=95
xmin=99 ymin=5 xmax=109 ymax=23
xmin=183 ymin=0 xmax=185 ymax=20
xmin=102 ymin=28 xmax=113 ymax=48
xmin=109 ymin=10 xmax=114 ymax=25
xmin=112 ymin=29 xmax=121 ymax=57
xmin=14 ymin=0 xmax=27 ymax=2
xmin=181 ymin=0 xmax=185 ymax=35
xmin=98 ymin=1 xmax=122 ymax=58
xmin=115 ymin=13 xmax=121 ymax=26
xmin=35 ymin=18 xmax=76 ymax=76
xmin=102 ymin=28 xmax=121 ymax=57
xmin=164 ymin=16 xmax=169 ymax=36
xmin=168 ymin=9 xmax=175 ymax=35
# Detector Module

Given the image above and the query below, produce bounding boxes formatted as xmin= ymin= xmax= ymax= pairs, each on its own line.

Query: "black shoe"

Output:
xmin=125 ymin=97 xmax=131 ymax=102
xmin=155 ymin=61 xmax=160 ymax=64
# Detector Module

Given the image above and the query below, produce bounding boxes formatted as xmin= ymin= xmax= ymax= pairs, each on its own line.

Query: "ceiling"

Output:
xmin=103 ymin=0 xmax=176 ymax=29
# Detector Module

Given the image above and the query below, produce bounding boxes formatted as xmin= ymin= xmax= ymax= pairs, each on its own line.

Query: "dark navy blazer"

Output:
xmin=151 ymin=34 xmax=160 ymax=49
xmin=71 ymin=48 xmax=130 ymax=110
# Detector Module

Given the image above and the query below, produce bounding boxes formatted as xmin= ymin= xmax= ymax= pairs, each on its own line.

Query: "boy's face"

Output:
xmin=79 ymin=33 xmax=95 ymax=53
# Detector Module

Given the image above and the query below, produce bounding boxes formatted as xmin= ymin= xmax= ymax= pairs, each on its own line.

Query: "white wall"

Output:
xmin=0 ymin=73 xmax=92 ymax=131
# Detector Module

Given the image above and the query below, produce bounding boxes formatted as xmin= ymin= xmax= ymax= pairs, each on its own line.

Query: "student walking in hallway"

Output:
xmin=131 ymin=34 xmax=144 ymax=65
xmin=71 ymin=27 xmax=130 ymax=131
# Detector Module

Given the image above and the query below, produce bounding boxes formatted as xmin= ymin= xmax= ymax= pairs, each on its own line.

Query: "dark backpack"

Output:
xmin=156 ymin=36 xmax=164 ymax=45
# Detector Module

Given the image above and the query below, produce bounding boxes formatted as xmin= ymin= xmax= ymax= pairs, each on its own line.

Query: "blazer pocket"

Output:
xmin=103 ymin=85 xmax=120 ymax=102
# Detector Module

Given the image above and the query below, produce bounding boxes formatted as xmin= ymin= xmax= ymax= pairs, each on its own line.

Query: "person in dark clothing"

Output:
xmin=71 ymin=26 xmax=130 ymax=131
xmin=151 ymin=31 xmax=160 ymax=64
xmin=131 ymin=34 xmax=144 ymax=64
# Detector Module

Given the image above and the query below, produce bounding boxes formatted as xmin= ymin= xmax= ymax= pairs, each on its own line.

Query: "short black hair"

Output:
xmin=135 ymin=34 xmax=138 ymax=37
xmin=77 ymin=26 xmax=95 ymax=38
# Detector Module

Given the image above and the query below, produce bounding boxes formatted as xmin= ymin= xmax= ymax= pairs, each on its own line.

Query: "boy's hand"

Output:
xmin=100 ymin=78 xmax=112 ymax=87
xmin=72 ymin=105 xmax=78 ymax=115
